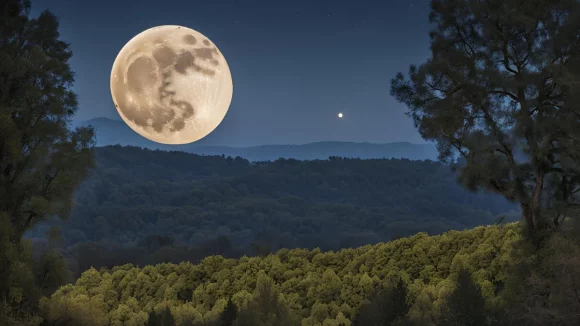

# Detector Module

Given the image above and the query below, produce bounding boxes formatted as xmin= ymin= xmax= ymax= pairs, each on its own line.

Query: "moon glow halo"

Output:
xmin=110 ymin=25 xmax=233 ymax=144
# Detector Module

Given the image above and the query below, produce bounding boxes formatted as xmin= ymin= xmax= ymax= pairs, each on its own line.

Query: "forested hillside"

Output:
xmin=41 ymin=224 xmax=522 ymax=325
xmin=4 ymin=0 xmax=580 ymax=325
xmin=26 ymin=146 xmax=517 ymax=274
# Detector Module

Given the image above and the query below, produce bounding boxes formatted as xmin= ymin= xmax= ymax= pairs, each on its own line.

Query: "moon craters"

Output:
xmin=174 ymin=51 xmax=196 ymax=75
xmin=153 ymin=46 xmax=177 ymax=68
xmin=111 ymin=25 xmax=233 ymax=145
xmin=168 ymin=100 xmax=194 ymax=132
xmin=150 ymin=107 xmax=176 ymax=132
xmin=183 ymin=34 xmax=197 ymax=45
xmin=126 ymin=57 xmax=157 ymax=92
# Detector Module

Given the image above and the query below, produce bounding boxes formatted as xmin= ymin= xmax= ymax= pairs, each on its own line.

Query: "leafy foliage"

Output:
xmin=41 ymin=224 xmax=522 ymax=325
xmin=25 ymin=145 xmax=518 ymax=276
xmin=0 ymin=0 xmax=95 ymax=323
xmin=437 ymin=269 xmax=487 ymax=326
xmin=147 ymin=306 xmax=176 ymax=326
xmin=352 ymin=278 xmax=410 ymax=326
xmin=503 ymin=220 xmax=580 ymax=326
xmin=390 ymin=0 xmax=580 ymax=237
xmin=233 ymin=274 xmax=301 ymax=326
xmin=217 ymin=299 xmax=237 ymax=326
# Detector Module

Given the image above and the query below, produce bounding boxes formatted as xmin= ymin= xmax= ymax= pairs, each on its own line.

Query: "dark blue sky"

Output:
xmin=33 ymin=0 xmax=432 ymax=146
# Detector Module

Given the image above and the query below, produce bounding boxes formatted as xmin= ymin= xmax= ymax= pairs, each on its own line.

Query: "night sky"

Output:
xmin=33 ymin=0 xmax=432 ymax=147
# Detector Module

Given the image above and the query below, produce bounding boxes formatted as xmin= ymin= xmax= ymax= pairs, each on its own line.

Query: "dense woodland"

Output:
xmin=37 ymin=223 xmax=580 ymax=326
xmin=3 ymin=0 xmax=580 ymax=325
xmin=41 ymin=224 xmax=522 ymax=325
xmin=25 ymin=146 xmax=517 ymax=276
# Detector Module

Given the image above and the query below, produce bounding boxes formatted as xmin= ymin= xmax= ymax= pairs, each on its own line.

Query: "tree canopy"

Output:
xmin=0 ymin=0 xmax=95 ymax=322
xmin=41 ymin=224 xmax=522 ymax=326
xmin=391 ymin=0 xmax=580 ymax=236
xmin=24 ymin=145 xmax=519 ymax=277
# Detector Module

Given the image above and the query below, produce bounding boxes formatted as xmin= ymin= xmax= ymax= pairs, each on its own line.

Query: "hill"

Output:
xmin=26 ymin=146 xmax=518 ymax=276
xmin=77 ymin=118 xmax=439 ymax=161
xmin=40 ymin=224 xmax=521 ymax=325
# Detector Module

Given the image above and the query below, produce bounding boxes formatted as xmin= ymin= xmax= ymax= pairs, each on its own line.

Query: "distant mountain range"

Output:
xmin=77 ymin=117 xmax=438 ymax=162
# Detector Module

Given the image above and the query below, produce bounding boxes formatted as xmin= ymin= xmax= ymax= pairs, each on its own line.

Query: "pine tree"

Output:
xmin=438 ymin=269 xmax=487 ymax=326
xmin=352 ymin=278 xmax=409 ymax=326
xmin=234 ymin=274 xmax=300 ymax=326
xmin=391 ymin=277 xmax=410 ymax=321
xmin=218 ymin=298 xmax=237 ymax=326
xmin=147 ymin=306 xmax=176 ymax=326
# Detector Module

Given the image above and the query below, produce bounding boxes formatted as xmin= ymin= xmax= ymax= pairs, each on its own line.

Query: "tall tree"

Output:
xmin=218 ymin=299 xmax=237 ymax=326
xmin=0 ymin=0 xmax=95 ymax=320
xmin=438 ymin=269 xmax=487 ymax=326
xmin=147 ymin=306 xmax=176 ymax=326
xmin=234 ymin=274 xmax=300 ymax=326
xmin=352 ymin=278 xmax=409 ymax=326
xmin=390 ymin=0 xmax=580 ymax=237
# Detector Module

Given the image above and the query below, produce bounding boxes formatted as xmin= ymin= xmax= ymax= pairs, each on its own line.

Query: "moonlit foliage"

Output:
xmin=41 ymin=225 xmax=521 ymax=325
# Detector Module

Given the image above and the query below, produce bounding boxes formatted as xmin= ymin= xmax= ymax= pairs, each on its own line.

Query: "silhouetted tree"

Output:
xmin=392 ymin=278 xmax=409 ymax=320
xmin=218 ymin=299 xmax=237 ymax=326
xmin=438 ymin=269 xmax=487 ymax=326
xmin=147 ymin=306 xmax=176 ymax=326
xmin=0 ymin=0 xmax=95 ymax=322
xmin=28 ymin=227 xmax=70 ymax=298
xmin=391 ymin=0 xmax=580 ymax=239
xmin=234 ymin=274 xmax=300 ymax=326
xmin=353 ymin=278 xmax=409 ymax=326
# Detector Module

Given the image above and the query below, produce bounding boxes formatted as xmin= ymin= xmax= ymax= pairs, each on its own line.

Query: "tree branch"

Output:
xmin=488 ymin=90 xmax=519 ymax=101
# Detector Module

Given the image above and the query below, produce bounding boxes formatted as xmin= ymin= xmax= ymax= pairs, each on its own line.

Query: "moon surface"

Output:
xmin=110 ymin=25 xmax=233 ymax=144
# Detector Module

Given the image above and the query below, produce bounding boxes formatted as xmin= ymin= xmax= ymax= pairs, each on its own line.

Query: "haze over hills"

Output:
xmin=78 ymin=117 xmax=439 ymax=161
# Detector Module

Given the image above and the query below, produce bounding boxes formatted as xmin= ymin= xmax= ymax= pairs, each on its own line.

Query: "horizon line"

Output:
xmin=77 ymin=116 xmax=431 ymax=148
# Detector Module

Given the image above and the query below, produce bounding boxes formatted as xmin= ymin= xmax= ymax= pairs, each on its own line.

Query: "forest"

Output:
xmin=36 ymin=223 xmax=580 ymax=325
xmin=40 ymin=224 xmax=523 ymax=325
xmin=25 ymin=145 xmax=518 ymax=276
xmin=3 ymin=0 xmax=580 ymax=325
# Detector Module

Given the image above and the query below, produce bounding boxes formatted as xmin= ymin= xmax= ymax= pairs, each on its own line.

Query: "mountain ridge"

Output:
xmin=77 ymin=117 xmax=438 ymax=161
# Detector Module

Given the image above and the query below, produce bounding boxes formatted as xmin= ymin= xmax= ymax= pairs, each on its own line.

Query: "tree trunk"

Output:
xmin=531 ymin=173 xmax=544 ymax=229
xmin=521 ymin=173 xmax=545 ymax=233
xmin=521 ymin=204 xmax=535 ymax=233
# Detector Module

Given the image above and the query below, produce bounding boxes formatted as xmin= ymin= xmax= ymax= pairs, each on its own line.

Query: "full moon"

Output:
xmin=338 ymin=112 xmax=343 ymax=118
xmin=110 ymin=25 xmax=233 ymax=144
